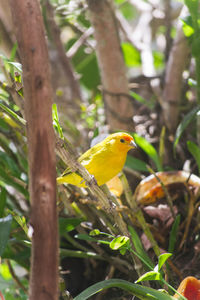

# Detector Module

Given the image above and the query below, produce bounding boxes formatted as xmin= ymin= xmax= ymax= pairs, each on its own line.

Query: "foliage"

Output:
xmin=0 ymin=0 xmax=200 ymax=299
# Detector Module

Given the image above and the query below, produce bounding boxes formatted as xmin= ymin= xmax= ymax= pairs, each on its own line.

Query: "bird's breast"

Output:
xmin=85 ymin=150 xmax=126 ymax=186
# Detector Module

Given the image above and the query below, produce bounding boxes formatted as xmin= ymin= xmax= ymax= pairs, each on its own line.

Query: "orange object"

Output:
xmin=174 ymin=276 xmax=200 ymax=300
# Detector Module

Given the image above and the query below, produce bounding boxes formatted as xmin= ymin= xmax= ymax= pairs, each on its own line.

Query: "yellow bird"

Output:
xmin=57 ymin=132 xmax=136 ymax=187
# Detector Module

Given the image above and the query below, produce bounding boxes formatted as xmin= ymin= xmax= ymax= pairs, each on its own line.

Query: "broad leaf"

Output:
xmin=109 ymin=236 xmax=130 ymax=250
xmin=158 ymin=253 xmax=172 ymax=271
xmin=125 ymin=155 xmax=148 ymax=172
xmin=136 ymin=271 xmax=161 ymax=283
xmin=59 ymin=217 xmax=83 ymax=234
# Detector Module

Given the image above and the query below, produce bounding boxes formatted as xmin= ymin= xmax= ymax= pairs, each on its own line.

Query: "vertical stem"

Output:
xmin=9 ymin=1 xmax=58 ymax=299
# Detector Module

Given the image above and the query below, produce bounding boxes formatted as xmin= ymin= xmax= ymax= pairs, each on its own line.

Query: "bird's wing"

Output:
xmin=60 ymin=142 xmax=105 ymax=176
xmin=79 ymin=144 xmax=103 ymax=166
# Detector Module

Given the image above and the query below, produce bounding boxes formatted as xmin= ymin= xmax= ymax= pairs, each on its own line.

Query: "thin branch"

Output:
xmin=6 ymin=260 xmax=28 ymax=294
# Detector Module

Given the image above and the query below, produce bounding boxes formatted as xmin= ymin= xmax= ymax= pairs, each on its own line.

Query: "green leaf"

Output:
xmin=122 ymin=43 xmax=141 ymax=67
xmin=52 ymin=103 xmax=63 ymax=138
xmin=74 ymin=278 xmax=175 ymax=300
xmin=59 ymin=217 xmax=83 ymax=234
xmin=75 ymin=234 xmax=110 ymax=245
xmin=0 ymin=215 xmax=12 ymax=256
xmin=187 ymin=140 xmax=200 ymax=174
xmin=128 ymin=226 xmax=154 ymax=270
xmin=184 ymin=0 xmax=199 ymax=18
xmin=157 ymin=253 xmax=172 ymax=271
xmin=181 ymin=16 xmax=195 ymax=37
xmin=109 ymin=236 xmax=130 ymax=250
xmin=188 ymin=78 xmax=197 ymax=86
xmin=130 ymin=91 xmax=155 ymax=109
xmin=133 ymin=133 xmax=162 ymax=171
xmin=7 ymin=210 xmax=28 ymax=236
xmin=125 ymin=155 xmax=148 ymax=172
xmin=0 ymin=103 xmax=26 ymax=126
xmin=6 ymin=61 xmax=22 ymax=73
xmin=0 ymin=165 xmax=28 ymax=198
xmin=0 ymin=188 xmax=6 ymax=218
xmin=168 ymin=214 xmax=181 ymax=253
xmin=174 ymin=105 xmax=200 ymax=151
xmin=192 ymin=38 xmax=200 ymax=57
xmin=89 ymin=229 xmax=101 ymax=236
xmin=136 ymin=271 xmax=161 ymax=283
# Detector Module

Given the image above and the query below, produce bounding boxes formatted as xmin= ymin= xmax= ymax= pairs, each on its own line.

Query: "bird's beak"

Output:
xmin=130 ymin=140 xmax=137 ymax=148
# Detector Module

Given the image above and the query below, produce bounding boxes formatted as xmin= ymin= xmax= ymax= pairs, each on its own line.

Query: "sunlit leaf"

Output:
xmin=52 ymin=103 xmax=63 ymax=138
xmin=136 ymin=271 xmax=161 ymax=283
xmin=109 ymin=236 xmax=130 ymax=250
xmin=157 ymin=253 xmax=172 ymax=271
xmin=89 ymin=229 xmax=101 ymax=236
xmin=122 ymin=43 xmax=141 ymax=67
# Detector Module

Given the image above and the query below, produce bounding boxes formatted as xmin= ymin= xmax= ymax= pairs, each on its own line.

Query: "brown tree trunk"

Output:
xmin=162 ymin=7 xmax=190 ymax=133
xmin=87 ymin=0 xmax=135 ymax=131
xmin=9 ymin=1 xmax=58 ymax=299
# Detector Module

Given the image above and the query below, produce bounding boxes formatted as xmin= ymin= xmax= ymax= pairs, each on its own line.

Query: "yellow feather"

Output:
xmin=57 ymin=132 xmax=136 ymax=187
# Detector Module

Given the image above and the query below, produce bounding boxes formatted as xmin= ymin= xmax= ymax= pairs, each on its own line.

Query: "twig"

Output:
xmin=6 ymin=259 xmax=28 ymax=294
xmin=121 ymin=173 xmax=161 ymax=258
xmin=147 ymin=166 xmax=175 ymax=219
xmin=67 ymin=27 xmax=94 ymax=58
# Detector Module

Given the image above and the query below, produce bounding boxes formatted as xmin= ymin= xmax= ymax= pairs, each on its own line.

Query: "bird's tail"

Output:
xmin=56 ymin=176 xmax=66 ymax=185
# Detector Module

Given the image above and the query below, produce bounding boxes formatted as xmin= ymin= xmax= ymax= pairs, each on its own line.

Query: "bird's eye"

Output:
xmin=120 ymin=138 xmax=125 ymax=143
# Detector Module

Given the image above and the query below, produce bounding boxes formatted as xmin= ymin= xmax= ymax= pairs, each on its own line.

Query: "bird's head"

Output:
xmin=106 ymin=132 xmax=137 ymax=153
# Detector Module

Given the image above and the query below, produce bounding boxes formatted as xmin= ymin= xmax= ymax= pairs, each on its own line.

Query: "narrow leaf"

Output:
xmin=0 ymin=215 xmax=12 ymax=256
xmin=0 ymin=188 xmax=7 ymax=217
xmin=125 ymin=155 xmax=148 ymax=172
xmin=174 ymin=106 xmax=200 ymax=151
xmin=133 ymin=133 xmax=162 ymax=171
xmin=187 ymin=141 xmax=200 ymax=175
xmin=168 ymin=214 xmax=181 ymax=253
xmin=128 ymin=226 xmax=154 ymax=269
xmin=74 ymin=278 xmax=175 ymax=300
xmin=0 ymin=102 xmax=26 ymax=125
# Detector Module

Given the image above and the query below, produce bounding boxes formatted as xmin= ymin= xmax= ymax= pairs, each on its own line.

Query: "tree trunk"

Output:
xmin=162 ymin=7 xmax=190 ymax=133
xmin=87 ymin=0 xmax=135 ymax=131
xmin=9 ymin=1 xmax=58 ymax=299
